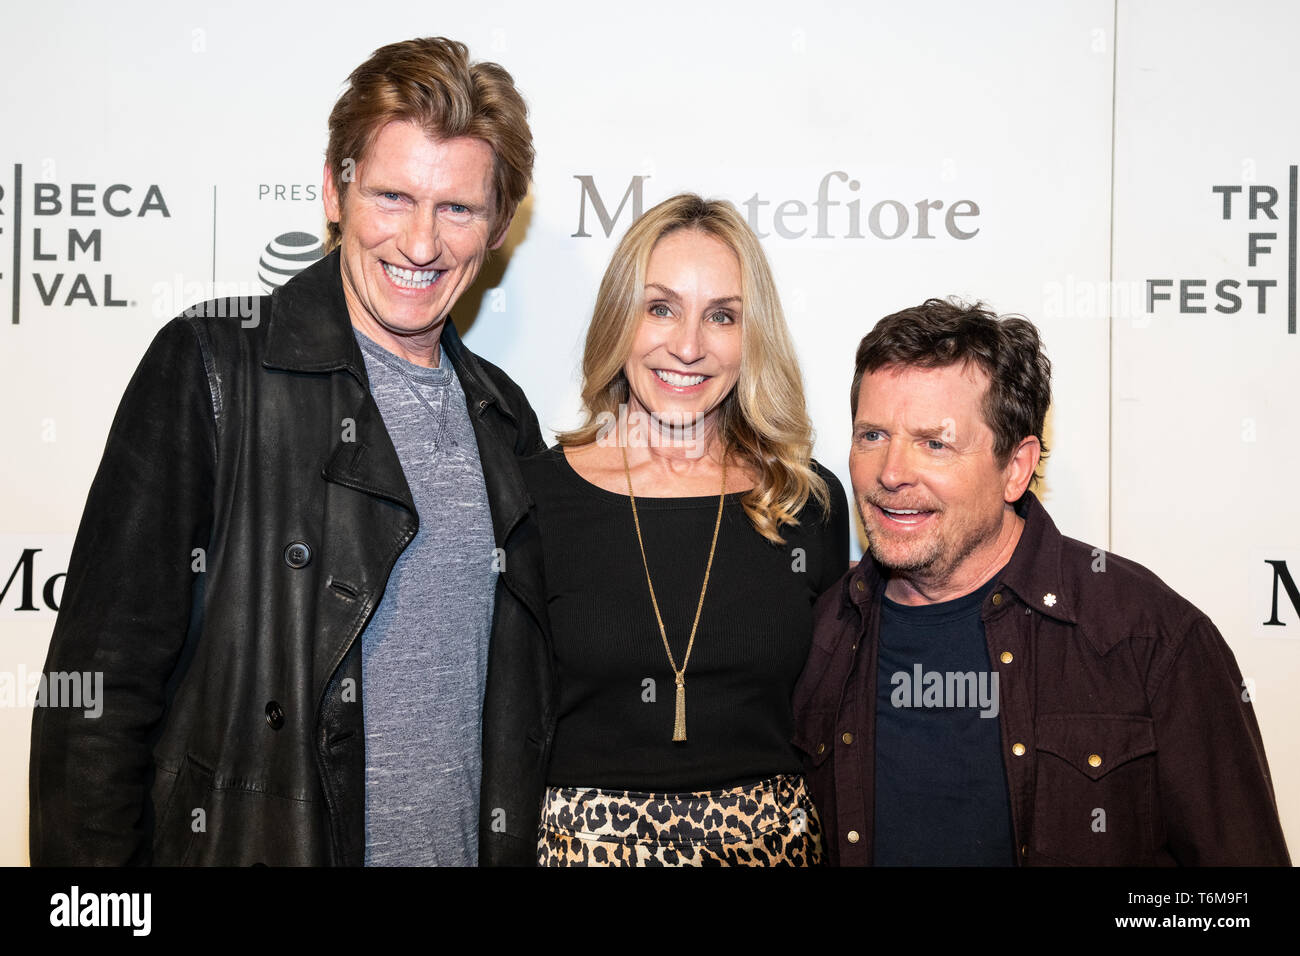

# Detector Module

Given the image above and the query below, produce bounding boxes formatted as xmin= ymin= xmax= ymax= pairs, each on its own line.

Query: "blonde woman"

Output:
xmin=521 ymin=194 xmax=849 ymax=866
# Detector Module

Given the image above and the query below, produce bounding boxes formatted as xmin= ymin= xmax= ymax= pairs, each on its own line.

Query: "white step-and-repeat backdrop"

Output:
xmin=1 ymin=0 xmax=1296 ymax=865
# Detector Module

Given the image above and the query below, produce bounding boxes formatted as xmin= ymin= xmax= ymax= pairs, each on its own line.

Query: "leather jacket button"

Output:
xmin=265 ymin=700 xmax=285 ymax=730
xmin=284 ymin=542 xmax=311 ymax=569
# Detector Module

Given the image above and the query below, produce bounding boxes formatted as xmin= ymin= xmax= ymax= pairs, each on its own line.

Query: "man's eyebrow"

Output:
xmin=910 ymin=424 xmax=951 ymax=440
xmin=851 ymin=421 xmax=952 ymax=439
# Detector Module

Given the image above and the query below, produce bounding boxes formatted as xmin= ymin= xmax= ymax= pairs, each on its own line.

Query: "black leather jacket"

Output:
xmin=29 ymin=251 xmax=554 ymax=866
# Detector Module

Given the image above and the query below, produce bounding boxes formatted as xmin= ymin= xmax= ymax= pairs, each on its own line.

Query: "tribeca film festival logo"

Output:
xmin=1146 ymin=164 xmax=1298 ymax=333
xmin=1 ymin=163 xmax=172 ymax=323
xmin=571 ymin=173 xmax=981 ymax=242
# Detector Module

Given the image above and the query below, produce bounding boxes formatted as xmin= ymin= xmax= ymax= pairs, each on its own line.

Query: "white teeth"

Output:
xmin=655 ymin=370 xmax=706 ymax=387
xmin=883 ymin=508 xmax=922 ymax=514
xmin=382 ymin=262 xmax=440 ymax=288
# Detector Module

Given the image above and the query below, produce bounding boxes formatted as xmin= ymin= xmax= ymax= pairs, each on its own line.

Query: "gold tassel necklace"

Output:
xmin=622 ymin=443 xmax=727 ymax=743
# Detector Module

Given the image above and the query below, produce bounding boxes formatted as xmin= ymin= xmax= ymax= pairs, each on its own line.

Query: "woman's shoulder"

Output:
xmin=792 ymin=457 xmax=848 ymax=526
xmin=520 ymin=442 xmax=622 ymax=502
xmin=518 ymin=443 xmax=567 ymax=487
xmin=520 ymin=442 xmax=565 ymax=464
xmin=808 ymin=457 xmax=841 ymax=484
xmin=808 ymin=458 xmax=846 ymax=500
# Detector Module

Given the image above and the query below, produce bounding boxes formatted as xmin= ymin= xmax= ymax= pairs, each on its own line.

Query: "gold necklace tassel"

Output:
xmin=673 ymin=673 xmax=687 ymax=742
xmin=623 ymin=444 xmax=727 ymax=744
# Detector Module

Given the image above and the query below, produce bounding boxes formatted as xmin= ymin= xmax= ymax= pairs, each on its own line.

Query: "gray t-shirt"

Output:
xmin=353 ymin=328 xmax=497 ymax=866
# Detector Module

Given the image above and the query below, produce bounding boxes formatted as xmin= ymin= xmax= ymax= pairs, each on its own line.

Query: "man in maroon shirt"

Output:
xmin=794 ymin=297 xmax=1290 ymax=866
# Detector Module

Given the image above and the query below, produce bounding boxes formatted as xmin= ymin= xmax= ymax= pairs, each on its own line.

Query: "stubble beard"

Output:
xmin=859 ymin=496 xmax=1005 ymax=589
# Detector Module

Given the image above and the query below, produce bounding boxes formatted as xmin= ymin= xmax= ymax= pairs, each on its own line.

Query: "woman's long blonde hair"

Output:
xmin=557 ymin=193 xmax=828 ymax=545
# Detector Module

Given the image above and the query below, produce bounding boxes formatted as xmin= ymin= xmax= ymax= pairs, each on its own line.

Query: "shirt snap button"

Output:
xmin=846 ymin=830 xmax=860 ymax=844
xmin=1012 ymin=742 xmax=1026 ymax=756
xmin=841 ymin=732 xmax=854 ymax=745
xmin=1088 ymin=753 xmax=1102 ymax=768
xmin=1000 ymin=651 xmax=1013 ymax=664
xmin=265 ymin=700 xmax=285 ymax=730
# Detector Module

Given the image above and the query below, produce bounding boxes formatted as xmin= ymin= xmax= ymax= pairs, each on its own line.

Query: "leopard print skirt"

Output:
xmin=537 ymin=774 xmax=823 ymax=866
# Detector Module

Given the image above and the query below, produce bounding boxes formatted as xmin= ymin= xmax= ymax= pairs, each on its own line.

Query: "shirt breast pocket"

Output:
xmin=1030 ymin=713 xmax=1158 ymax=866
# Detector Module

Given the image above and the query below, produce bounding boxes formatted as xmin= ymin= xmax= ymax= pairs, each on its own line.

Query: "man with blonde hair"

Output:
xmin=31 ymin=37 xmax=547 ymax=866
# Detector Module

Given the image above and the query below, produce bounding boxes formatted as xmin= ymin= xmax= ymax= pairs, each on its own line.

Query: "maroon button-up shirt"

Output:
xmin=793 ymin=492 xmax=1291 ymax=866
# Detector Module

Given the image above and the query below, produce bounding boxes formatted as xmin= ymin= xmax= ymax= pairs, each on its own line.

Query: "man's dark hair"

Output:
xmin=851 ymin=297 xmax=1052 ymax=485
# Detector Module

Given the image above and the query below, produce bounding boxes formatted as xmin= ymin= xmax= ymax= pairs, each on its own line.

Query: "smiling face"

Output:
xmin=322 ymin=120 xmax=507 ymax=365
xmin=851 ymin=362 xmax=1031 ymax=595
xmin=622 ymin=228 xmax=743 ymax=441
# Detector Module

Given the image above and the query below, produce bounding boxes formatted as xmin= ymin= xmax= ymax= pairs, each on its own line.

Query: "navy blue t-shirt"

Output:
xmin=873 ymin=576 xmax=1015 ymax=865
